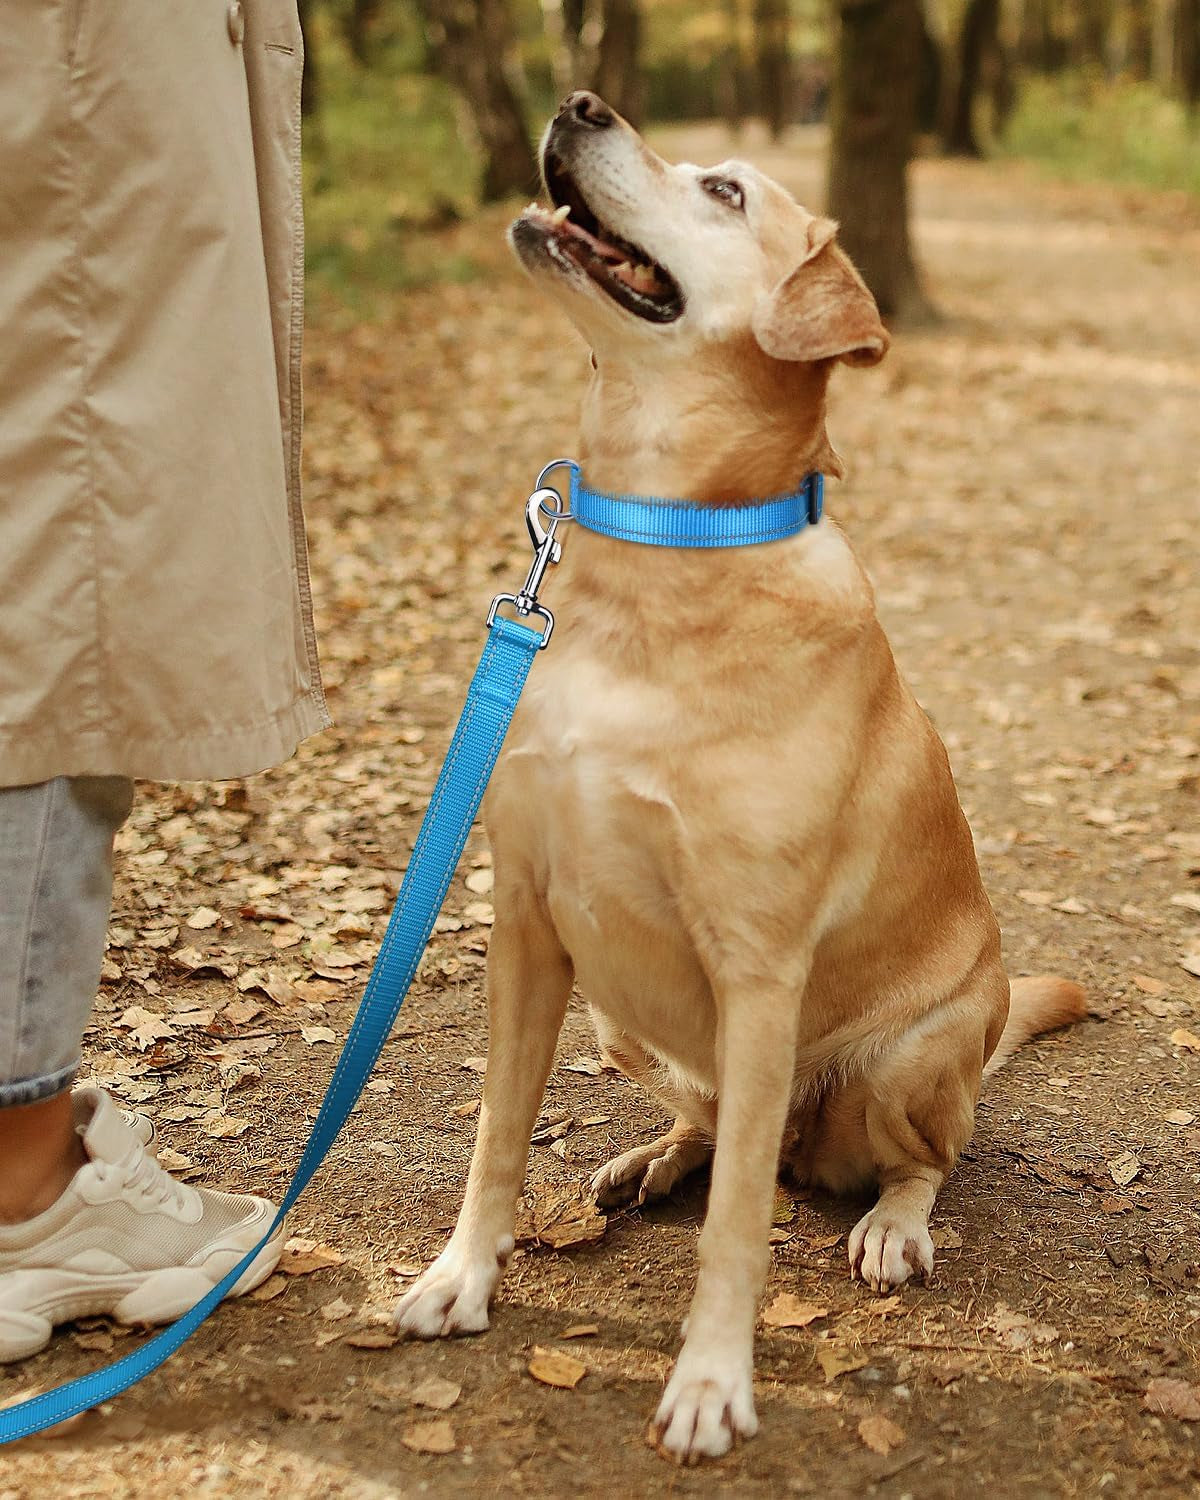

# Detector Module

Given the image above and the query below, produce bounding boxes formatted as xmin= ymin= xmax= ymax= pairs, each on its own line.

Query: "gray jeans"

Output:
xmin=0 ymin=777 xmax=133 ymax=1108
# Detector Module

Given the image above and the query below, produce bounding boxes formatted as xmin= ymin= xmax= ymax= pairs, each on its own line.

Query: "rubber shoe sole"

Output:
xmin=0 ymin=1223 xmax=283 ymax=1363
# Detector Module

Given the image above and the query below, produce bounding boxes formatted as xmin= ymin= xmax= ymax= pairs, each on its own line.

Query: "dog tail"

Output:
xmin=983 ymin=975 xmax=1087 ymax=1080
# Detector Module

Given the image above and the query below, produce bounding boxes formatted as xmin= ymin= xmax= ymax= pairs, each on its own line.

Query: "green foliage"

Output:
xmin=1001 ymin=74 xmax=1200 ymax=197
xmin=302 ymin=24 xmax=480 ymax=314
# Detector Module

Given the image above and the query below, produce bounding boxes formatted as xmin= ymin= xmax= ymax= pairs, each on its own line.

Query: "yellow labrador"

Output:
xmin=395 ymin=92 xmax=1084 ymax=1462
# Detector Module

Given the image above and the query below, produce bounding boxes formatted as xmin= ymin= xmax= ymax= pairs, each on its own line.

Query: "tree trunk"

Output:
xmin=1178 ymin=0 xmax=1200 ymax=105
xmin=755 ymin=0 xmax=791 ymax=139
xmin=417 ymin=0 xmax=539 ymax=202
xmin=942 ymin=0 xmax=1000 ymax=156
xmin=297 ymin=0 xmax=318 ymax=118
xmin=717 ymin=0 xmax=748 ymax=136
xmin=1125 ymin=0 xmax=1154 ymax=75
xmin=345 ymin=0 xmax=380 ymax=65
xmin=828 ymin=0 xmax=934 ymax=323
xmin=590 ymin=0 xmax=642 ymax=124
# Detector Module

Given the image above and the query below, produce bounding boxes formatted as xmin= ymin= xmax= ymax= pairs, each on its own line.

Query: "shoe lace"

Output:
xmin=93 ymin=1147 xmax=196 ymax=1215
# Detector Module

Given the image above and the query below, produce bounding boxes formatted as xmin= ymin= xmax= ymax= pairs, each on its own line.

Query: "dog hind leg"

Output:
xmin=590 ymin=1017 xmax=715 ymax=1207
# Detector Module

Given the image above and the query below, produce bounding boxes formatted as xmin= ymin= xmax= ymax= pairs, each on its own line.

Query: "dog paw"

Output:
xmin=848 ymin=1206 xmax=934 ymax=1293
xmin=392 ymin=1237 xmax=511 ymax=1339
xmin=591 ymin=1135 xmax=710 ymax=1210
xmin=649 ymin=1349 xmax=758 ymax=1463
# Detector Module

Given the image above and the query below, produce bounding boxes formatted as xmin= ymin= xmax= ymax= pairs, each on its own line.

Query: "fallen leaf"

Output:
xmin=402 ymin=1419 xmax=457 ymax=1454
xmin=816 ymin=1346 xmax=869 ymax=1381
xmin=528 ymin=1347 xmax=587 ymax=1389
xmin=1108 ymin=1150 xmax=1141 ymax=1187
xmin=248 ymin=1275 xmax=289 ymax=1303
xmin=987 ymin=1306 xmax=1059 ymax=1348
xmin=1169 ymin=893 xmax=1200 ymax=915
xmin=561 ymin=1056 xmax=603 ymax=1076
xmin=221 ymin=997 xmax=263 ymax=1028
xmin=202 ymin=1115 xmax=250 ymax=1139
xmin=452 ymin=1099 xmax=480 ymax=1117
xmin=1164 ymin=1108 xmax=1196 ymax=1126
xmin=1132 ymin=974 xmax=1167 ymax=995
xmin=1178 ymin=957 xmax=1200 ymax=982
xmin=301 ymin=1025 xmax=337 ymax=1046
xmin=280 ymin=1238 xmax=346 ymax=1275
xmin=464 ymin=867 xmax=494 ymax=894
xmin=1169 ymin=1027 xmax=1200 ymax=1051
xmin=460 ymin=1056 xmax=488 ymax=1074
xmin=1143 ymin=1377 xmax=1200 ymax=1421
xmin=117 ymin=1005 xmax=176 ymax=1052
xmin=930 ymin=1226 xmax=963 ymax=1250
xmin=762 ymin=1293 xmax=828 ymax=1329
xmin=559 ymin=1323 xmax=600 ymax=1340
xmin=858 ymin=1414 xmax=907 ymax=1455
xmin=410 ymin=1376 xmax=461 ymax=1410
xmin=1017 ymin=889 xmax=1055 ymax=907
xmin=186 ymin=906 xmax=220 ymax=930
xmin=344 ymin=1328 xmax=398 ymax=1350
xmin=863 ymin=1294 xmax=907 ymax=1318
xmin=462 ymin=901 xmax=495 ymax=926
xmin=1052 ymin=896 xmax=1089 ymax=915
xmin=515 ymin=1184 xmax=607 ymax=1250
xmin=319 ymin=1297 xmax=354 ymax=1322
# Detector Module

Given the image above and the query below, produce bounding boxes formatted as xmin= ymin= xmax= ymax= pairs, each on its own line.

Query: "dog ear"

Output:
xmin=752 ymin=217 xmax=889 ymax=368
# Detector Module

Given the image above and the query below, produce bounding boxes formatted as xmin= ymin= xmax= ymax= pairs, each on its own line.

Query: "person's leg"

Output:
xmin=0 ymin=776 xmax=284 ymax=1362
xmin=0 ymin=776 xmax=133 ymax=1223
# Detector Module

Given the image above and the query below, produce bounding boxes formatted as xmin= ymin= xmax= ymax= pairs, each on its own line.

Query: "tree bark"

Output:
xmin=345 ymin=0 xmax=381 ymax=65
xmin=590 ymin=0 xmax=643 ymax=124
xmin=828 ymin=0 xmax=934 ymax=323
xmin=297 ymin=0 xmax=318 ymax=118
xmin=1178 ymin=0 xmax=1200 ymax=105
xmin=755 ymin=0 xmax=791 ymax=139
xmin=417 ymin=0 xmax=539 ymax=202
xmin=942 ymin=0 xmax=1000 ymax=155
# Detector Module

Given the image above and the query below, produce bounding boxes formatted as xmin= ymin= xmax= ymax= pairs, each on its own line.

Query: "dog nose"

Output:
xmin=559 ymin=91 xmax=615 ymax=129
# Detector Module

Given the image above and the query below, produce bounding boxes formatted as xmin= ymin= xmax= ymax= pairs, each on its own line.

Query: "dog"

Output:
xmin=394 ymin=91 xmax=1086 ymax=1463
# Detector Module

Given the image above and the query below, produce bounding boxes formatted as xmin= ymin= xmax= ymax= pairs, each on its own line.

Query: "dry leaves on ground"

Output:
xmin=401 ymin=1419 xmax=457 ymax=1454
xmin=858 ymin=1415 xmax=907 ymax=1455
xmin=1143 ymin=1378 xmax=1200 ymax=1421
xmin=762 ymin=1293 xmax=829 ymax=1330
xmin=528 ymin=1348 xmax=588 ymax=1390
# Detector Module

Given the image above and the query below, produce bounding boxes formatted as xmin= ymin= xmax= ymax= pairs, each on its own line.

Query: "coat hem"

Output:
xmin=0 ymin=690 xmax=332 ymax=787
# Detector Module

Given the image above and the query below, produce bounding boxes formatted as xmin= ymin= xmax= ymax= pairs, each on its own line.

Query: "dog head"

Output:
xmin=509 ymin=93 xmax=889 ymax=372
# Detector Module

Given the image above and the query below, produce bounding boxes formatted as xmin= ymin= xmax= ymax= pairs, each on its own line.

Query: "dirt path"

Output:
xmin=4 ymin=127 xmax=1199 ymax=1498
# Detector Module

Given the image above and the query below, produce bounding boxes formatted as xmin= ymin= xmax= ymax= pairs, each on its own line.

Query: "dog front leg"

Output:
xmin=394 ymin=892 xmax=572 ymax=1338
xmin=651 ymin=983 xmax=800 ymax=1463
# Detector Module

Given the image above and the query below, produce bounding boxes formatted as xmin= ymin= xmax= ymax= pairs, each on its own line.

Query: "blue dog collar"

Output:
xmin=557 ymin=462 xmax=823 ymax=549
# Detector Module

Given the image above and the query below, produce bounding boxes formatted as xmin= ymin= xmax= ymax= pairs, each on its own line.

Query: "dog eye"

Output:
xmin=701 ymin=177 xmax=745 ymax=212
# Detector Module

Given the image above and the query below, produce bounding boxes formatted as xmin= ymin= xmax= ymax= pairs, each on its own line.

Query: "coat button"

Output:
xmin=227 ymin=1 xmax=245 ymax=44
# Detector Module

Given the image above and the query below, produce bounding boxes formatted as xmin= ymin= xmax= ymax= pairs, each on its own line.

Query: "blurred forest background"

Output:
xmin=297 ymin=0 xmax=1200 ymax=320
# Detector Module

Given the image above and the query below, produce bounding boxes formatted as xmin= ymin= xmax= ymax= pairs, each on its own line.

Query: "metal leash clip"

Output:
xmin=486 ymin=459 xmax=577 ymax=648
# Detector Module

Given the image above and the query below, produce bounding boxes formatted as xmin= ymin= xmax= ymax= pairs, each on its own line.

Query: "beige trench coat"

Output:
xmin=0 ymin=0 xmax=328 ymax=785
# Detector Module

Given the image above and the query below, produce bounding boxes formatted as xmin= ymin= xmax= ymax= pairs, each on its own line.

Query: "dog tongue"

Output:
xmin=558 ymin=214 xmax=670 ymax=297
xmin=562 ymin=216 xmax=625 ymax=264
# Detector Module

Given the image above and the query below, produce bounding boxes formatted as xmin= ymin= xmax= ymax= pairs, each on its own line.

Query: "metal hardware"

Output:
xmin=487 ymin=466 xmax=577 ymax=648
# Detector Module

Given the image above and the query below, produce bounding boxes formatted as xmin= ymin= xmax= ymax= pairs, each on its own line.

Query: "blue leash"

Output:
xmin=0 ymin=458 xmax=822 ymax=1444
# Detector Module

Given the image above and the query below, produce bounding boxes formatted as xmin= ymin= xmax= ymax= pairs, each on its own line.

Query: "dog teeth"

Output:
xmin=550 ymin=204 xmax=571 ymax=224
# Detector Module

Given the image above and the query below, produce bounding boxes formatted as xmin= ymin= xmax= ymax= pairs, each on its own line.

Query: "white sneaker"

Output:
xmin=0 ymin=1087 xmax=283 ymax=1363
